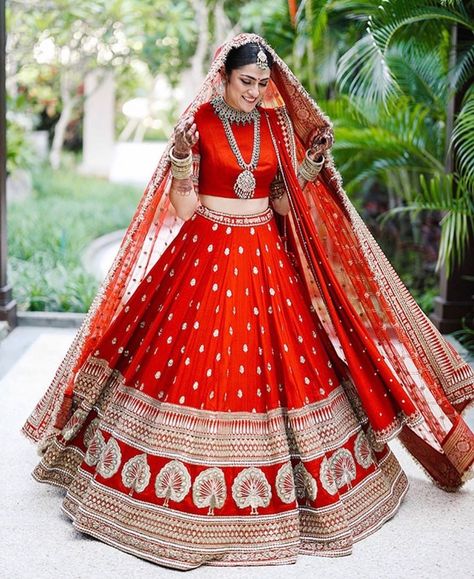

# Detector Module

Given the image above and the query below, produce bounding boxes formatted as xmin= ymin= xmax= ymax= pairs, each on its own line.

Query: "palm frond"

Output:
xmin=451 ymin=89 xmax=474 ymax=182
xmin=387 ymin=36 xmax=447 ymax=111
xmin=452 ymin=43 xmax=474 ymax=93
xmin=337 ymin=0 xmax=473 ymax=106
xmin=318 ymin=95 xmax=376 ymax=128
xmin=337 ymin=33 xmax=399 ymax=106
xmin=369 ymin=0 xmax=473 ymax=51
xmin=378 ymin=172 xmax=474 ymax=276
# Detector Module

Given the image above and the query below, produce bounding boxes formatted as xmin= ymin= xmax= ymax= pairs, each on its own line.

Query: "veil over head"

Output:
xmin=23 ymin=33 xmax=474 ymax=490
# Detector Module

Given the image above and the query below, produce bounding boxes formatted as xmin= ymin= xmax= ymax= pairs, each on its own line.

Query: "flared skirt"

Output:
xmin=32 ymin=204 xmax=409 ymax=569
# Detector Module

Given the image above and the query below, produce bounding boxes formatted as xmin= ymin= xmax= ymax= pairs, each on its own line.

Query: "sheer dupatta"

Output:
xmin=264 ymin=106 xmax=473 ymax=490
xmin=22 ymin=33 xmax=473 ymax=490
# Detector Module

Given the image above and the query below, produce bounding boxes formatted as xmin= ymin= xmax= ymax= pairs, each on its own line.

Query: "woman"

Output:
xmin=22 ymin=33 xmax=473 ymax=569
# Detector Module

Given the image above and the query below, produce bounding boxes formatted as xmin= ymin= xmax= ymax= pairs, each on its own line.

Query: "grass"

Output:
xmin=8 ymin=164 xmax=142 ymax=312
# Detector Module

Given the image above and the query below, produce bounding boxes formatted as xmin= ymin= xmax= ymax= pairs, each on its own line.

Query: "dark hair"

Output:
xmin=224 ymin=42 xmax=274 ymax=75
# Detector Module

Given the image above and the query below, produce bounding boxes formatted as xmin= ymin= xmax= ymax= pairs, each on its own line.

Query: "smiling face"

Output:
xmin=223 ymin=63 xmax=271 ymax=112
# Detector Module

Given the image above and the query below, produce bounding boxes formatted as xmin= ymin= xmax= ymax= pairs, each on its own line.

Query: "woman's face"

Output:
xmin=223 ymin=63 xmax=271 ymax=112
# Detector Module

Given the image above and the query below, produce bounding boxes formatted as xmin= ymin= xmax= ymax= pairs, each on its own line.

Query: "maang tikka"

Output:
xmin=256 ymin=45 xmax=269 ymax=70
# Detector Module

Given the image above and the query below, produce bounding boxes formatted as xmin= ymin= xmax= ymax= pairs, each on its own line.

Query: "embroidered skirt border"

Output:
xmin=32 ymin=449 xmax=408 ymax=568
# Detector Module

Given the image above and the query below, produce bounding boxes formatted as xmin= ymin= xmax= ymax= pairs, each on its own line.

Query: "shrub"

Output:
xmin=8 ymin=164 xmax=141 ymax=312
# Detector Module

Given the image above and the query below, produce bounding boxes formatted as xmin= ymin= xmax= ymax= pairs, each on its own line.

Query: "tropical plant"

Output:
xmin=335 ymin=0 xmax=474 ymax=277
xmin=8 ymin=164 xmax=141 ymax=312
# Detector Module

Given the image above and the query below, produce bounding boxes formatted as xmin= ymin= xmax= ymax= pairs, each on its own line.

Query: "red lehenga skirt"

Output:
xmin=33 ymin=204 xmax=409 ymax=569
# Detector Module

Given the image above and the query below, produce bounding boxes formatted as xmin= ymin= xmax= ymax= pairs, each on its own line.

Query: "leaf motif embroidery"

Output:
xmin=84 ymin=429 xmax=105 ymax=467
xmin=155 ymin=460 xmax=191 ymax=507
xmin=275 ymin=462 xmax=296 ymax=504
xmin=231 ymin=467 xmax=271 ymax=515
xmin=293 ymin=462 xmax=317 ymax=504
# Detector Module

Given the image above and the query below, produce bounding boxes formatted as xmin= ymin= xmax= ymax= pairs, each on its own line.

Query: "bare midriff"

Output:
xmin=198 ymin=194 xmax=270 ymax=215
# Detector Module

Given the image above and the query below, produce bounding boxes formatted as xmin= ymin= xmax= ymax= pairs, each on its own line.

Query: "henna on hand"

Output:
xmin=173 ymin=114 xmax=200 ymax=157
xmin=307 ymin=126 xmax=333 ymax=162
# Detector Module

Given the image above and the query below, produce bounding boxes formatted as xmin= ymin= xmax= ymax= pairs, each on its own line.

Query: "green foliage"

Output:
xmin=272 ymin=0 xmax=474 ymax=300
xmin=381 ymin=173 xmax=474 ymax=276
xmin=7 ymin=165 xmax=141 ymax=312
xmin=140 ymin=0 xmax=198 ymax=85
xmin=451 ymin=88 xmax=474 ymax=183
xmin=239 ymin=0 xmax=294 ymax=55
xmin=337 ymin=0 xmax=472 ymax=106
xmin=330 ymin=0 xmax=474 ymax=278
xmin=6 ymin=93 xmax=38 ymax=174
xmin=452 ymin=316 xmax=474 ymax=357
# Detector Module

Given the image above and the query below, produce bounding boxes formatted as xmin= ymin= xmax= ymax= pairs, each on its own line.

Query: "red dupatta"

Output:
xmin=265 ymin=106 xmax=474 ymax=490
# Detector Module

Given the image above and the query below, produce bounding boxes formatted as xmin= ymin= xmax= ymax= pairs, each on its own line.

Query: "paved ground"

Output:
xmin=1 ymin=326 xmax=473 ymax=579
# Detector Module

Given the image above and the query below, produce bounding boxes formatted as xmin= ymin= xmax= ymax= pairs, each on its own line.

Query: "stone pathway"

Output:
xmin=0 ymin=326 xmax=473 ymax=579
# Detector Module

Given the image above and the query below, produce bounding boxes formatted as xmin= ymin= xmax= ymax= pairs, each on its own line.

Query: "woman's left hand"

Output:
xmin=307 ymin=126 xmax=334 ymax=162
xmin=307 ymin=143 xmax=325 ymax=163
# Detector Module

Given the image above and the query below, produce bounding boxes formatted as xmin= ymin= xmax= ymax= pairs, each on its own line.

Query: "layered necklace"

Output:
xmin=210 ymin=95 xmax=261 ymax=199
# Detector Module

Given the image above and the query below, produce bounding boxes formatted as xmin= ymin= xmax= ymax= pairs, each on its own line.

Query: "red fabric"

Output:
xmin=265 ymin=109 xmax=420 ymax=434
xmin=265 ymin=107 xmax=474 ymax=483
xmin=92 ymin=208 xmax=344 ymax=413
xmin=53 ymin=206 xmax=392 ymax=519
xmin=22 ymin=33 xmax=474 ymax=494
xmin=193 ymin=102 xmax=277 ymax=199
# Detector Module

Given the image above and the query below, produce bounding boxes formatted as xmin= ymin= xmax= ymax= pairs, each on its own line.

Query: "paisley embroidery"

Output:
xmin=275 ymin=462 xmax=296 ymax=504
xmin=96 ymin=437 xmax=122 ymax=479
xmin=83 ymin=418 xmax=100 ymax=449
xmin=61 ymin=408 xmax=88 ymax=442
xmin=319 ymin=456 xmax=338 ymax=496
xmin=84 ymin=429 xmax=105 ymax=467
xmin=293 ymin=462 xmax=317 ymax=505
xmin=121 ymin=453 xmax=151 ymax=496
xmin=329 ymin=448 xmax=357 ymax=489
xmin=354 ymin=431 xmax=374 ymax=469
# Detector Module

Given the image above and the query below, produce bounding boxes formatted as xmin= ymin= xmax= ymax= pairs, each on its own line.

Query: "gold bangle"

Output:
xmin=169 ymin=145 xmax=192 ymax=179
xmin=298 ymin=150 xmax=324 ymax=182
xmin=169 ymin=145 xmax=192 ymax=166
xmin=171 ymin=166 xmax=192 ymax=179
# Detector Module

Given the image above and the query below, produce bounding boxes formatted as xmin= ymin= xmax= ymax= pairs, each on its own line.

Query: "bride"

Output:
xmin=22 ymin=33 xmax=474 ymax=570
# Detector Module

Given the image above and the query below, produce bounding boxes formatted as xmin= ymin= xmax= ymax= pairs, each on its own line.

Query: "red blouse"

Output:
xmin=192 ymin=102 xmax=278 ymax=199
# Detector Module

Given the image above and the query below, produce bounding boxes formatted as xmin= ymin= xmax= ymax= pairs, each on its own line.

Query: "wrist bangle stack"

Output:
xmin=298 ymin=150 xmax=324 ymax=182
xmin=169 ymin=145 xmax=192 ymax=180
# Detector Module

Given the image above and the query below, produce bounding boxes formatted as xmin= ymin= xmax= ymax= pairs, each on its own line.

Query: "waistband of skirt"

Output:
xmin=194 ymin=204 xmax=274 ymax=227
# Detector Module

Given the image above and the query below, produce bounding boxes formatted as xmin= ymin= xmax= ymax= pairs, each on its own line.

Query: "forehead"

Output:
xmin=232 ymin=63 xmax=271 ymax=81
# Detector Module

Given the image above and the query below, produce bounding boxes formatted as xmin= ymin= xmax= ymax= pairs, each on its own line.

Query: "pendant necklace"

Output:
xmin=211 ymin=95 xmax=261 ymax=199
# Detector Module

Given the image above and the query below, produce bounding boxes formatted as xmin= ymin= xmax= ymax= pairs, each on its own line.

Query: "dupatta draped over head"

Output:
xmin=22 ymin=33 xmax=474 ymax=491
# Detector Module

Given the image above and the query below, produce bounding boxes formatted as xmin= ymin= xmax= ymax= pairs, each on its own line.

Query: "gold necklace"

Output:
xmin=211 ymin=96 xmax=261 ymax=199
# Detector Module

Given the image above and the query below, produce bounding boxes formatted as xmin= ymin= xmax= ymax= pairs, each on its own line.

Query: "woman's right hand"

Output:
xmin=173 ymin=114 xmax=199 ymax=157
